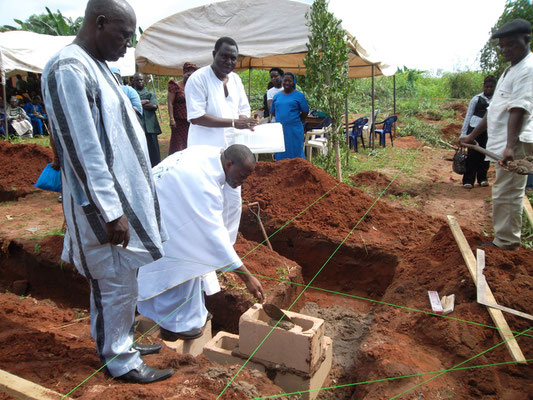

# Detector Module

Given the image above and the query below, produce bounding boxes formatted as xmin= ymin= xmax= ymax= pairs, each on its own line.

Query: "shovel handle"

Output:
xmin=461 ymin=142 xmax=502 ymax=162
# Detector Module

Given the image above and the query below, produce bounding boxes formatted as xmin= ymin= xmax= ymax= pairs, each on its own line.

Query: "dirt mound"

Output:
xmin=0 ymin=141 xmax=52 ymax=201
xmin=0 ymin=292 xmax=286 ymax=400
xmin=242 ymin=158 xmax=437 ymax=250
xmin=241 ymin=159 xmax=533 ymax=399
xmin=349 ymin=170 xmax=413 ymax=197
xmin=446 ymin=102 xmax=468 ymax=115
xmin=441 ymin=122 xmax=462 ymax=141
xmin=0 ymin=236 xmax=302 ymax=399
xmin=355 ymin=225 xmax=533 ymax=399
xmin=393 ymin=135 xmax=423 ymax=149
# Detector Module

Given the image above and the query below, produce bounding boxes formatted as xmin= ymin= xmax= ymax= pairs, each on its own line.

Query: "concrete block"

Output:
xmin=272 ymin=336 xmax=332 ymax=400
xmin=239 ymin=304 xmax=325 ymax=373
xmin=162 ymin=320 xmax=212 ymax=357
xmin=202 ymin=331 xmax=266 ymax=373
xmin=202 ymin=331 xmax=333 ymax=400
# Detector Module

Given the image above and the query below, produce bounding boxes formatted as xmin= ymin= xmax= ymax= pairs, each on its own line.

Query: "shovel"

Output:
xmin=462 ymin=142 xmax=533 ymax=175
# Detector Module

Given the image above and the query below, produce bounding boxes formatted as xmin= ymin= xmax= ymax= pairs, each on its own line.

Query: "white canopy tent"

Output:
xmin=135 ymin=0 xmax=396 ymax=149
xmin=135 ymin=0 xmax=395 ymax=78
xmin=0 ymin=30 xmax=136 ymax=78
xmin=0 ymin=30 xmax=136 ymax=136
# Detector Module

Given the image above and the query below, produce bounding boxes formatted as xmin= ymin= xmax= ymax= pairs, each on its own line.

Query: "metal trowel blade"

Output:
xmin=262 ymin=303 xmax=293 ymax=323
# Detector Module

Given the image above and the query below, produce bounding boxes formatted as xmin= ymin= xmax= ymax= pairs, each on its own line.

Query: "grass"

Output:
xmin=313 ymin=145 xmax=426 ymax=184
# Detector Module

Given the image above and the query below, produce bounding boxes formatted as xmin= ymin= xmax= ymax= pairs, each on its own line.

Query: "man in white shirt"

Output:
xmin=185 ymin=37 xmax=257 ymax=245
xmin=137 ymin=145 xmax=264 ymax=341
xmin=461 ymin=19 xmax=533 ymax=250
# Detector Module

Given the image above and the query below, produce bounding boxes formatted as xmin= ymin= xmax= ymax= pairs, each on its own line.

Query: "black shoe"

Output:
xmin=160 ymin=326 xmax=203 ymax=341
xmin=116 ymin=362 xmax=173 ymax=384
xmin=132 ymin=343 xmax=162 ymax=356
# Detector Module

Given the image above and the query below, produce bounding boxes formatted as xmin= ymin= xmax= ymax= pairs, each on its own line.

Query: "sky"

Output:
xmin=0 ymin=0 xmax=507 ymax=74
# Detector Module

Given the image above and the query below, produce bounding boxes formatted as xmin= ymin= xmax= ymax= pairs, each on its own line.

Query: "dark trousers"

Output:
xmin=145 ymin=133 xmax=161 ymax=167
xmin=463 ymin=128 xmax=490 ymax=185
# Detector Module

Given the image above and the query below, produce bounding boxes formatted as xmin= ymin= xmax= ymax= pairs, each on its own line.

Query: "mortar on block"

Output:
xmin=238 ymin=303 xmax=325 ymax=374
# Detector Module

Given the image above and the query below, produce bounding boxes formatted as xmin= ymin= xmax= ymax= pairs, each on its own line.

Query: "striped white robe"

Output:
xmin=42 ymin=44 xmax=167 ymax=279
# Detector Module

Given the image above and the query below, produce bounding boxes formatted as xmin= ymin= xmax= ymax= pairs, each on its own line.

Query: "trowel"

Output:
xmin=262 ymin=303 xmax=294 ymax=324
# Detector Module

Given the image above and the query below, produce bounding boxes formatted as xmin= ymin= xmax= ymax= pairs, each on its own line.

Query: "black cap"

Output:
xmin=491 ymin=19 xmax=531 ymax=39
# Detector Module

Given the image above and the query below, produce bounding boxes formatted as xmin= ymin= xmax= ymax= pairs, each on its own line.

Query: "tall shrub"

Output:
xmin=303 ymin=0 xmax=350 ymax=180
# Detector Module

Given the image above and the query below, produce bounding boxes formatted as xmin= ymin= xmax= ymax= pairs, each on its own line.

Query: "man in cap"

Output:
xmin=461 ymin=18 xmax=533 ymax=250
xmin=41 ymin=0 xmax=173 ymax=384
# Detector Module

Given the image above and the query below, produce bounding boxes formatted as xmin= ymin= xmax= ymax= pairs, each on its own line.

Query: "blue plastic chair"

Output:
xmin=374 ymin=115 xmax=397 ymax=147
xmin=349 ymin=117 xmax=368 ymax=152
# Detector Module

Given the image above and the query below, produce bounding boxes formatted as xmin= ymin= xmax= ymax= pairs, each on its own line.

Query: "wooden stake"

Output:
xmin=0 ymin=369 xmax=70 ymax=399
xmin=446 ymin=215 xmax=526 ymax=363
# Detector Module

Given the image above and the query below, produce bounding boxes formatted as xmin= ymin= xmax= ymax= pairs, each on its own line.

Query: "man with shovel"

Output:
xmin=460 ymin=19 xmax=533 ymax=250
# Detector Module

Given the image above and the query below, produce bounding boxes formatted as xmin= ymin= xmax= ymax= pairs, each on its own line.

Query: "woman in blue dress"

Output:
xmin=270 ymin=72 xmax=309 ymax=160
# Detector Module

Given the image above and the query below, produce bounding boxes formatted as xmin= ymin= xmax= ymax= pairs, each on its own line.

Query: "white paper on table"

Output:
xmin=233 ymin=122 xmax=285 ymax=154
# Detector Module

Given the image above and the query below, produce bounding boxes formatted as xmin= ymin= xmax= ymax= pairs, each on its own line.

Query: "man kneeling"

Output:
xmin=137 ymin=144 xmax=264 ymax=340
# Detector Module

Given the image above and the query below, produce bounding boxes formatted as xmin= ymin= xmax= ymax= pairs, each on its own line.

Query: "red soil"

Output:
xmin=0 ymin=234 xmax=302 ymax=399
xmin=441 ymin=122 xmax=463 ymax=142
xmin=241 ymin=158 xmax=533 ymax=399
xmin=393 ymin=135 xmax=423 ymax=149
xmin=0 ymin=141 xmax=52 ymax=201
xmin=1 ymin=142 xmax=532 ymax=399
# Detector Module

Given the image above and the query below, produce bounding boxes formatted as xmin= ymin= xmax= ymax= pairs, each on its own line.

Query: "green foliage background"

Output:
xmin=480 ymin=0 xmax=533 ymax=74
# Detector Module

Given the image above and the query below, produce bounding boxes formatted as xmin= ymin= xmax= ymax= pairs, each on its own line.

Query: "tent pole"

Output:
xmin=2 ymin=82 xmax=6 ymax=139
xmin=393 ymin=74 xmax=396 ymax=137
xmin=371 ymin=64 xmax=375 ymax=149
xmin=248 ymin=68 xmax=251 ymax=101
xmin=345 ymin=97 xmax=349 ymax=147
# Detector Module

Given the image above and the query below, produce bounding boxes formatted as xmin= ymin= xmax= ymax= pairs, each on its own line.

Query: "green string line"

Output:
xmin=388 ymin=325 xmax=533 ymax=400
xmin=61 ymin=182 xmax=342 ymax=399
xmin=217 ymin=147 xmax=422 ymax=399
xmin=230 ymin=271 xmax=533 ymax=339
xmin=247 ymin=358 xmax=533 ymax=399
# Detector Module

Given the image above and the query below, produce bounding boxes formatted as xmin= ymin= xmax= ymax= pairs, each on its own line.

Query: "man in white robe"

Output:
xmin=185 ymin=37 xmax=259 ymax=244
xmin=41 ymin=0 xmax=173 ymax=384
xmin=137 ymin=144 xmax=264 ymax=340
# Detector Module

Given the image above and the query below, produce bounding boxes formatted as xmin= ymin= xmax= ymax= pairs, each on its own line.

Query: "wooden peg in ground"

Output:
xmin=247 ymin=202 xmax=273 ymax=250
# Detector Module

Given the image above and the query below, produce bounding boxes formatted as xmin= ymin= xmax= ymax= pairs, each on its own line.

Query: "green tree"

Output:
xmin=2 ymin=7 xmax=83 ymax=36
xmin=303 ymin=0 xmax=350 ymax=180
xmin=480 ymin=0 xmax=533 ymax=74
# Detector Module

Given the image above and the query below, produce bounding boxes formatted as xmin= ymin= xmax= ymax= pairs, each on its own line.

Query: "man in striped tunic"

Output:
xmin=41 ymin=0 xmax=173 ymax=384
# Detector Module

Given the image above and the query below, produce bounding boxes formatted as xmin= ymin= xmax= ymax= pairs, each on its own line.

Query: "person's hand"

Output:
xmin=169 ymin=118 xmax=176 ymax=127
xmin=105 ymin=214 xmax=130 ymax=248
xmin=51 ymin=157 xmax=60 ymax=170
xmin=244 ymin=275 xmax=265 ymax=303
xmin=234 ymin=117 xmax=258 ymax=131
xmin=458 ymin=134 xmax=474 ymax=146
xmin=141 ymin=99 xmax=149 ymax=105
xmin=501 ymin=146 xmax=514 ymax=165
